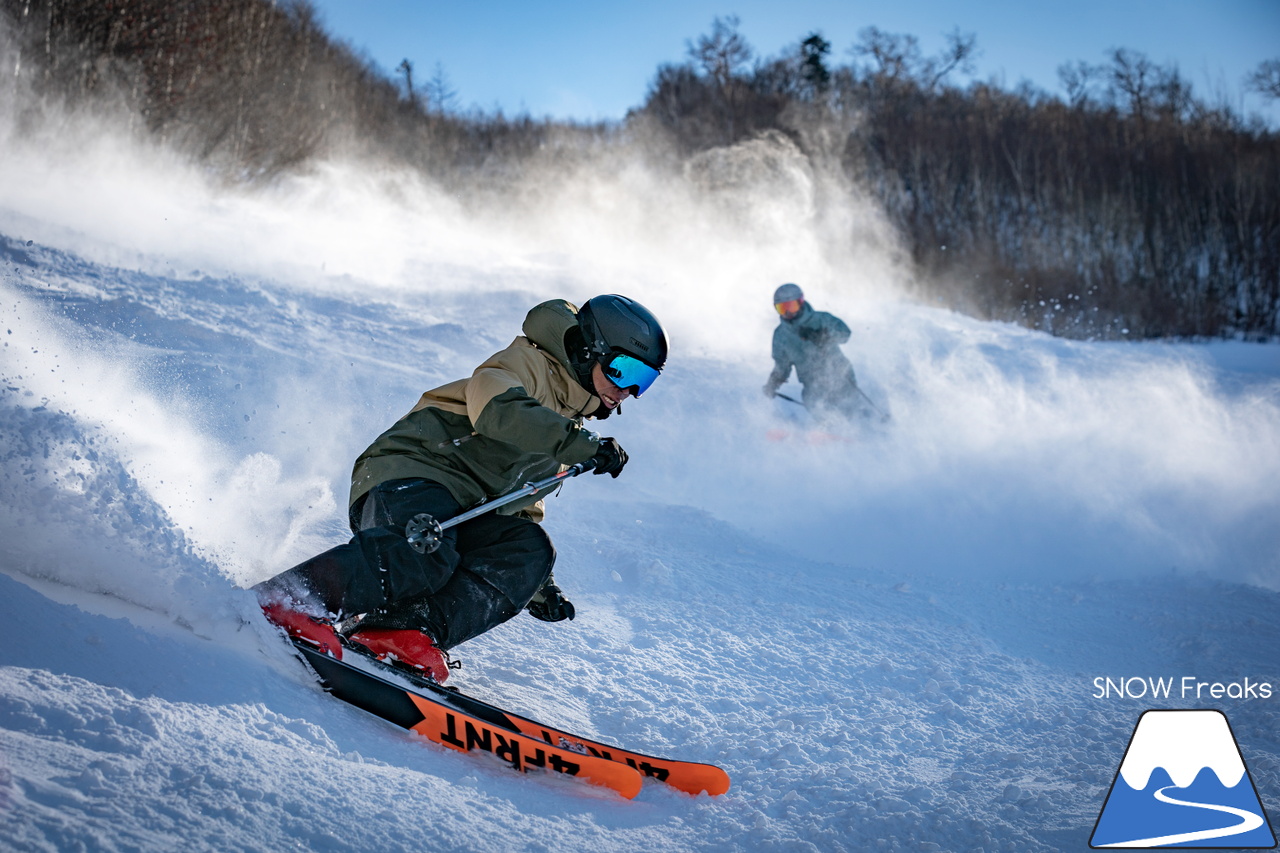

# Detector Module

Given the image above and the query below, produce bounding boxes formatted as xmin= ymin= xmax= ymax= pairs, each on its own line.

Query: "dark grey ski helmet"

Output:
xmin=577 ymin=295 xmax=668 ymax=396
xmin=773 ymin=283 xmax=804 ymax=304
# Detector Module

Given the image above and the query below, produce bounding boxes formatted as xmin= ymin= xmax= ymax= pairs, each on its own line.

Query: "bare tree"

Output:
xmin=685 ymin=15 xmax=755 ymax=143
xmin=853 ymin=26 xmax=921 ymax=86
xmin=924 ymin=28 xmax=978 ymax=89
xmin=1106 ymin=48 xmax=1157 ymax=118
xmin=852 ymin=26 xmax=976 ymax=93
xmin=425 ymin=62 xmax=457 ymax=114
xmin=687 ymin=15 xmax=752 ymax=90
xmin=1246 ymin=58 xmax=1280 ymax=100
xmin=1058 ymin=60 xmax=1097 ymax=108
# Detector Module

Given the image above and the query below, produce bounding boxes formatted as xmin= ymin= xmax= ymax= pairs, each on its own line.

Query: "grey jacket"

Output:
xmin=765 ymin=302 xmax=858 ymax=405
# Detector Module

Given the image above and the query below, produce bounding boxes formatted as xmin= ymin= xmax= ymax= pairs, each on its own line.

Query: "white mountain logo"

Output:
xmin=1091 ymin=710 xmax=1276 ymax=848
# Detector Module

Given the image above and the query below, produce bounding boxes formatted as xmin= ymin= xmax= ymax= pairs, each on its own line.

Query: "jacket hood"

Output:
xmin=523 ymin=298 xmax=617 ymax=419
xmin=522 ymin=299 xmax=581 ymax=368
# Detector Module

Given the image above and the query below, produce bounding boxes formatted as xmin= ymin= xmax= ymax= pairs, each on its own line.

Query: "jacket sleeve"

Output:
xmin=766 ymin=327 xmax=793 ymax=391
xmin=816 ymin=312 xmax=851 ymax=344
xmin=465 ymin=358 xmax=598 ymax=465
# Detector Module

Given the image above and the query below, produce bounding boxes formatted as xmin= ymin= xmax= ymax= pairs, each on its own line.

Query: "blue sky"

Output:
xmin=307 ymin=0 xmax=1280 ymax=125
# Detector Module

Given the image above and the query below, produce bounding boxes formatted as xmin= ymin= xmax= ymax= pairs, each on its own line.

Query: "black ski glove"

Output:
xmin=798 ymin=326 xmax=828 ymax=344
xmin=590 ymin=437 xmax=628 ymax=478
xmin=526 ymin=584 xmax=575 ymax=622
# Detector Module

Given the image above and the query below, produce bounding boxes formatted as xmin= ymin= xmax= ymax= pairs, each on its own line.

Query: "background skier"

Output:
xmin=763 ymin=283 xmax=870 ymax=423
xmin=256 ymin=295 xmax=668 ymax=682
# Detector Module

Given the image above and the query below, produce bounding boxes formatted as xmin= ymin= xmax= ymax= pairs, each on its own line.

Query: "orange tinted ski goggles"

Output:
xmin=775 ymin=298 xmax=804 ymax=315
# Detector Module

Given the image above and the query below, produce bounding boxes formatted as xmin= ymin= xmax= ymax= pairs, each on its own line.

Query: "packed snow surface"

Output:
xmin=2 ymin=94 xmax=1279 ymax=853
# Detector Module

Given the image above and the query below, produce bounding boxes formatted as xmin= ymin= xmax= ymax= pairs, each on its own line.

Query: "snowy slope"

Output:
xmin=3 ymin=89 xmax=1280 ymax=852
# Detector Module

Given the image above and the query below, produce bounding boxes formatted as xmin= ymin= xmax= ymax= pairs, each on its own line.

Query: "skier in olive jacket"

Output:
xmin=256 ymin=295 xmax=668 ymax=682
xmin=763 ymin=283 xmax=867 ymax=423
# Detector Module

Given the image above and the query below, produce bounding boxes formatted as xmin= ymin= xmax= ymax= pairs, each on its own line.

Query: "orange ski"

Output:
xmin=294 ymin=641 xmax=643 ymax=799
xmin=290 ymin=637 xmax=730 ymax=798
xmin=384 ymin=655 xmax=730 ymax=796
xmin=488 ymin=707 xmax=730 ymax=796
xmin=406 ymin=694 xmax=642 ymax=798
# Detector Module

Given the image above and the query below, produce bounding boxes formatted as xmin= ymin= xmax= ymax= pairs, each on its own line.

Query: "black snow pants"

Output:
xmin=254 ymin=478 xmax=555 ymax=650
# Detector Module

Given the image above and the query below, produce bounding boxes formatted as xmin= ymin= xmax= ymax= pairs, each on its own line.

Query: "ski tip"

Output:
xmin=594 ymin=764 xmax=644 ymax=800
xmin=705 ymin=769 xmax=732 ymax=796
xmin=674 ymin=766 xmax=731 ymax=797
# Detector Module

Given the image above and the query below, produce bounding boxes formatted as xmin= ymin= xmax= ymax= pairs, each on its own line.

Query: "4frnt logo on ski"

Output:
xmin=290 ymin=638 xmax=731 ymax=800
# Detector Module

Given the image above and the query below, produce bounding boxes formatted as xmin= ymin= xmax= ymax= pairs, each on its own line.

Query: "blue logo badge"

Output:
xmin=1091 ymin=710 xmax=1276 ymax=848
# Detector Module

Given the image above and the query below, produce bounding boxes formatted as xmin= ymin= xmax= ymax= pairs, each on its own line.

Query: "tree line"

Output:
xmin=639 ymin=17 xmax=1279 ymax=339
xmin=4 ymin=0 xmax=1277 ymax=339
xmin=0 ymin=0 xmax=600 ymax=185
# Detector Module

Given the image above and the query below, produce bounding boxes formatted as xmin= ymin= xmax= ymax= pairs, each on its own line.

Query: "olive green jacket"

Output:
xmin=350 ymin=300 xmax=604 ymax=522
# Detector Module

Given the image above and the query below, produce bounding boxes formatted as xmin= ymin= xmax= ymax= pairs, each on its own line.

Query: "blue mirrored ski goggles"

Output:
xmin=601 ymin=351 xmax=662 ymax=397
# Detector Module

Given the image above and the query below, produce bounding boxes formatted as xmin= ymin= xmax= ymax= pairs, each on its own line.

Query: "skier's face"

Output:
xmin=591 ymin=362 xmax=633 ymax=410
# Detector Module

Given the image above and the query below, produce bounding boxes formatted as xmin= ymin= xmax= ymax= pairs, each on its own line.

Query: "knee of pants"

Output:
xmin=456 ymin=515 xmax=556 ymax=605
xmin=512 ymin=523 xmax=556 ymax=598
xmin=509 ymin=520 xmax=556 ymax=571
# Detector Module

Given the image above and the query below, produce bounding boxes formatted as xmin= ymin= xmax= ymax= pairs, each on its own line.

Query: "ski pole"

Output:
xmin=404 ymin=459 xmax=596 ymax=554
xmin=855 ymin=387 xmax=892 ymax=422
xmin=775 ymin=388 xmax=891 ymax=423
